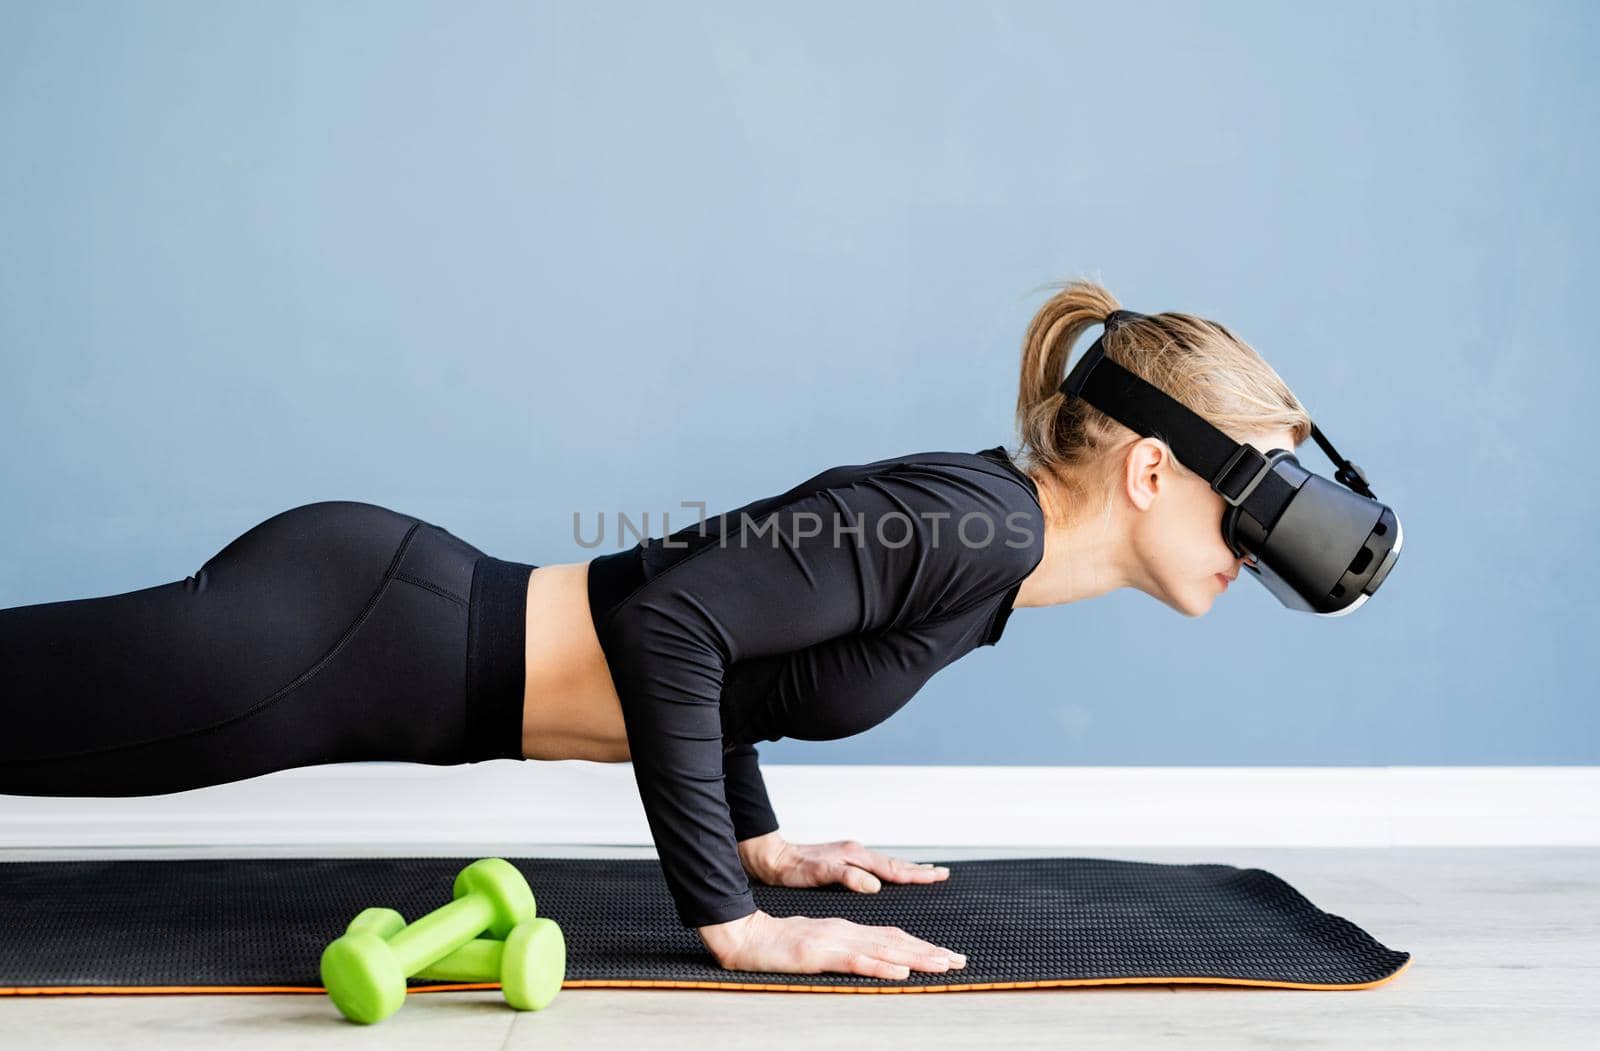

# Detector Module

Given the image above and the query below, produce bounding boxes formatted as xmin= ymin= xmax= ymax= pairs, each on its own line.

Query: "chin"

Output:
xmin=1143 ymin=580 xmax=1213 ymax=618
xmin=1189 ymin=581 xmax=1223 ymax=616
xmin=1162 ymin=589 xmax=1211 ymax=618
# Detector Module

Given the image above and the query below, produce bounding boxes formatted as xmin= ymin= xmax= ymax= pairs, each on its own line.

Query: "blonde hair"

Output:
xmin=1012 ymin=279 xmax=1313 ymax=526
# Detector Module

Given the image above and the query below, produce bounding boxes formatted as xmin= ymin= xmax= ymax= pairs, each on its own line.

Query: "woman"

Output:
xmin=0 ymin=280 xmax=1309 ymax=981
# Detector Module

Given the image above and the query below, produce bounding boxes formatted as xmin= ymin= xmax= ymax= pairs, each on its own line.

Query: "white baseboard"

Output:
xmin=1 ymin=763 xmax=1595 ymax=848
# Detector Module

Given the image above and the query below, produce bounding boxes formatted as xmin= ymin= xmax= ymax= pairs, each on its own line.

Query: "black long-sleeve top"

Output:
xmin=585 ymin=446 xmax=1045 ymax=928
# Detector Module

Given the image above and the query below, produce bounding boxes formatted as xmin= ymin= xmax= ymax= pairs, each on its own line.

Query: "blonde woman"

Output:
xmin=1 ymin=280 xmax=1320 ymax=981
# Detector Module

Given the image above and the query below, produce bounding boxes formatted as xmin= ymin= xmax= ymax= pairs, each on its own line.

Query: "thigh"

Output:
xmin=0 ymin=500 xmax=427 ymax=784
xmin=0 ymin=508 xmax=489 ymax=796
xmin=0 ymin=577 xmax=471 ymax=796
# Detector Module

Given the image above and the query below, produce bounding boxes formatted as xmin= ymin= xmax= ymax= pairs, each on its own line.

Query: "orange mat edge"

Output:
xmin=0 ymin=956 xmax=1411 ymax=996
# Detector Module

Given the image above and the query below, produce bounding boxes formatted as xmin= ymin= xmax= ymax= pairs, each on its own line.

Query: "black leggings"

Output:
xmin=0 ymin=500 xmax=536 ymax=797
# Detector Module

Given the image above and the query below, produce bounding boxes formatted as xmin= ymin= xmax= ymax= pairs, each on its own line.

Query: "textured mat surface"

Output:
xmin=0 ymin=855 xmax=1410 ymax=994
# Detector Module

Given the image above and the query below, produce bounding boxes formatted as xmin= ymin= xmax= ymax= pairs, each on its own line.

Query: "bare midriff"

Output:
xmin=519 ymin=561 xmax=632 ymax=763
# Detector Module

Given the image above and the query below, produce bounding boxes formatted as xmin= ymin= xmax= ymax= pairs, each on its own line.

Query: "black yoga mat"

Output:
xmin=0 ymin=855 xmax=1410 ymax=995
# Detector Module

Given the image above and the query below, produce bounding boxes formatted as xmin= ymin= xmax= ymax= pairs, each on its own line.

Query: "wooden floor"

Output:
xmin=1 ymin=844 xmax=1594 ymax=1049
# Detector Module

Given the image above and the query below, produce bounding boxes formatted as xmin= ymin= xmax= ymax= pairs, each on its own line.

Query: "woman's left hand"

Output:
xmin=744 ymin=835 xmax=950 ymax=893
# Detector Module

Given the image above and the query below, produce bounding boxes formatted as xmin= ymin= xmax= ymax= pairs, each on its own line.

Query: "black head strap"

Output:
xmin=1058 ymin=310 xmax=1282 ymax=508
xmin=1102 ymin=308 xmax=1143 ymax=332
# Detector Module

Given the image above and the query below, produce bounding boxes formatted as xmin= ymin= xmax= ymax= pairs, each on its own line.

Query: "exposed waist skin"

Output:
xmin=520 ymin=561 xmax=633 ymax=763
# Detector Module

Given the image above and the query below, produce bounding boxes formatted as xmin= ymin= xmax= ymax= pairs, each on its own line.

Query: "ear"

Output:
xmin=1122 ymin=437 xmax=1169 ymax=511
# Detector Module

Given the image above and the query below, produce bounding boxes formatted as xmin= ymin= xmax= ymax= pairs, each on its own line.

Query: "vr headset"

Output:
xmin=1059 ymin=309 xmax=1402 ymax=617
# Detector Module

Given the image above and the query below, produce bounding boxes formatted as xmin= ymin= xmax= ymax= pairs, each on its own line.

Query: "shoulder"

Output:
xmin=649 ymin=444 xmax=1045 ymax=594
xmin=847 ymin=447 xmax=1046 ymax=614
xmin=804 ymin=446 xmax=1040 ymax=511
xmin=696 ymin=446 xmax=1040 ymax=544
xmin=870 ymin=446 xmax=1043 ymax=547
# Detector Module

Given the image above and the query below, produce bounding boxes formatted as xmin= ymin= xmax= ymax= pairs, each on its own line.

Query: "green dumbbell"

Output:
xmin=346 ymin=906 xmax=565 ymax=1011
xmin=320 ymin=857 xmax=535 ymax=1024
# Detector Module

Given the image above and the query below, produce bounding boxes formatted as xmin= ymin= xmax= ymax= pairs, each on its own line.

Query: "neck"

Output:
xmin=1014 ymin=473 xmax=1134 ymax=609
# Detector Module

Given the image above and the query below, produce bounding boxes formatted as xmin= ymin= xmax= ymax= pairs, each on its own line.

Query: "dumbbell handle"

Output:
xmin=386 ymin=894 xmax=497 ymax=975
xmin=346 ymin=907 xmax=504 ymax=980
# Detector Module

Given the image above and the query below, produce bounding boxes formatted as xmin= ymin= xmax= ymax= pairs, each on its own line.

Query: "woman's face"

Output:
xmin=1127 ymin=427 xmax=1300 ymax=617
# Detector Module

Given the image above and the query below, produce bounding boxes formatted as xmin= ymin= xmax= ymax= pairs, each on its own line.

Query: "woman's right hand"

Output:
xmin=699 ymin=909 xmax=968 ymax=979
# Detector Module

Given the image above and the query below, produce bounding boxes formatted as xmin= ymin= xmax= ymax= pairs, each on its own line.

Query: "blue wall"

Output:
xmin=2 ymin=0 xmax=1593 ymax=764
